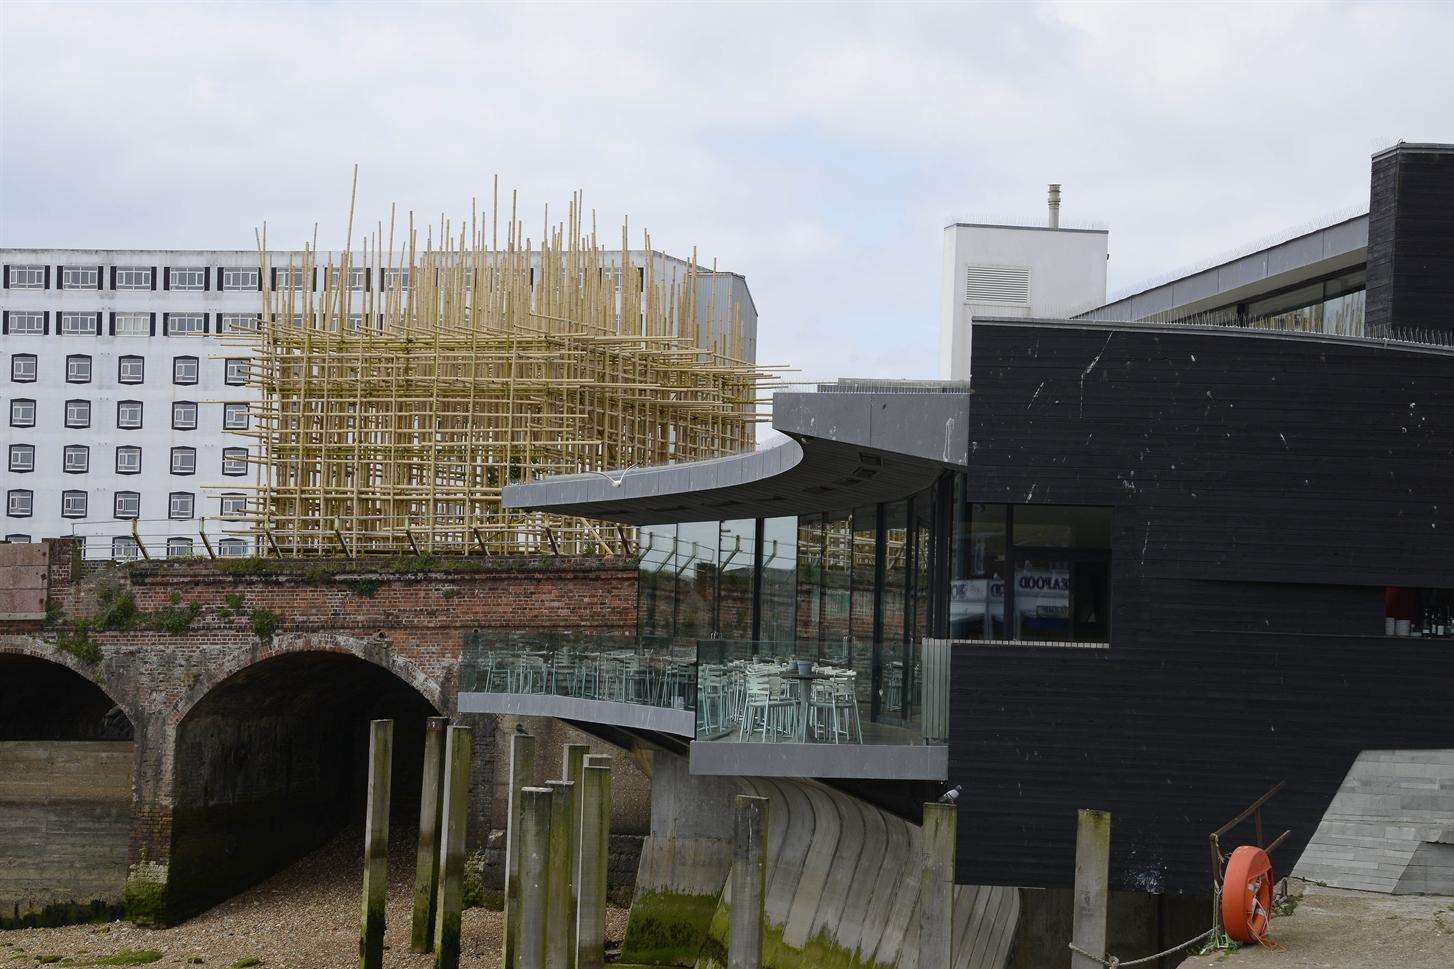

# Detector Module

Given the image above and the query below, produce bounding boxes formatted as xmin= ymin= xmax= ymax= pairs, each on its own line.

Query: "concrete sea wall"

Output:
xmin=0 ymin=741 xmax=134 ymax=926
xmin=624 ymin=752 xmax=1019 ymax=969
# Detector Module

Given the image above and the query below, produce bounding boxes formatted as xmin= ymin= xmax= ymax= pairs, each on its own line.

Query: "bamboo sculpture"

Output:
xmin=227 ymin=179 xmax=773 ymax=556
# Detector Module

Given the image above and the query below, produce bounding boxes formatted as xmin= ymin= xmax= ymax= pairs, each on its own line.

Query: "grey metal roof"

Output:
xmin=501 ymin=388 xmax=969 ymax=524
xmin=1082 ymin=213 xmax=1368 ymax=323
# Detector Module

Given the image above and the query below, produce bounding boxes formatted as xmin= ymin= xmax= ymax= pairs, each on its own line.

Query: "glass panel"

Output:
xmin=1013 ymin=504 xmax=1111 ymax=549
xmin=794 ymin=515 xmax=824 ymax=649
xmin=637 ymin=523 xmax=676 ymax=641
xmin=1012 ymin=556 xmax=1073 ymax=641
xmin=717 ymin=519 xmax=755 ymax=642
xmin=820 ymin=514 xmax=852 ymax=665
xmin=674 ymin=521 xmax=718 ymax=641
xmin=1072 ymin=559 xmax=1111 ymax=642
xmin=879 ymin=500 xmax=909 ymax=721
xmin=906 ymin=492 xmax=933 ymax=731
xmin=758 ymin=516 xmax=797 ymax=646
xmin=849 ymin=505 xmax=878 ymax=709
xmin=952 ymin=502 xmax=1007 ymax=639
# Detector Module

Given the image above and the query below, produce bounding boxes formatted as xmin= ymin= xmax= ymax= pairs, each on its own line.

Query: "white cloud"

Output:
xmin=2 ymin=1 xmax=1450 ymax=386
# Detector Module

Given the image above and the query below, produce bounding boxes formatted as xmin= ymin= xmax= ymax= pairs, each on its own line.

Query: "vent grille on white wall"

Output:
xmin=964 ymin=264 xmax=1031 ymax=306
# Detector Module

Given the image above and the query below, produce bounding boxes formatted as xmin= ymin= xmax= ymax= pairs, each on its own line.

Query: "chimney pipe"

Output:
xmin=1047 ymin=184 xmax=1061 ymax=229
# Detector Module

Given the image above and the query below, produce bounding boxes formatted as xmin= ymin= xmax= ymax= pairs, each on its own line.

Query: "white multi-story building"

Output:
xmin=1 ymin=249 xmax=757 ymax=560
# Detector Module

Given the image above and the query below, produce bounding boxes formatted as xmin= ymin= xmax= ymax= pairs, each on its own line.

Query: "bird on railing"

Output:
xmin=938 ymin=784 xmax=962 ymax=804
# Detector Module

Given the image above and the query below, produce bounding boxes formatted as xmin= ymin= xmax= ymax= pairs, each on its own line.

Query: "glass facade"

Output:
xmin=462 ymin=471 xmax=1114 ymax=748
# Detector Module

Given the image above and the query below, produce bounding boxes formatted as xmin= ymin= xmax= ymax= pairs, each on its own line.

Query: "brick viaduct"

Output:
xmin=0 ymin=539 xmax=645 ymax=926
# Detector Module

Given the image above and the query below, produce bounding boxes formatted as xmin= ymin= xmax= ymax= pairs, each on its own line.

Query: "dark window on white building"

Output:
xmin=63 ymin=399 xmax=89 ymax=428
xmin=8 ymin=444 xmax=35 ymax=473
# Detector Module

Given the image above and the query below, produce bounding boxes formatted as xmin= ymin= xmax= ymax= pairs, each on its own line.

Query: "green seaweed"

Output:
xmin=620 ymin=891 xmax=722 ymax=967
xmin=87 ymin=951 xmax=164 ymax=966
xmin=120 ymin=878 xmax=168 ymax=928
xmin=0 ymin=899 xmax=119 ymax=930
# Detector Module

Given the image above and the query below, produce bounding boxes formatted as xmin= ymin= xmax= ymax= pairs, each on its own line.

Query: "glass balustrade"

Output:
xmin=460 ymin=630 xmax=696 ymax=712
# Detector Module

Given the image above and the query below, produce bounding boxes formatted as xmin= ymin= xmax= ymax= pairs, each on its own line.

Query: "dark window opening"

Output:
xmin=1385 ymin=587 xmax=1454 ymax=639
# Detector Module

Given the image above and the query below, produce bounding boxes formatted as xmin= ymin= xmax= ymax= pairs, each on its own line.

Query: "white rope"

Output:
xmin=1069 ymin=927 xmax=1215 ymax=968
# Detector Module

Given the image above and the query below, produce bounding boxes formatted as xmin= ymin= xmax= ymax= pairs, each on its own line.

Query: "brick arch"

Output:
xmin=172 ymin=632 xmax=446 ymax=722
xmin=0 ymin=639 xmax=138 ymax=730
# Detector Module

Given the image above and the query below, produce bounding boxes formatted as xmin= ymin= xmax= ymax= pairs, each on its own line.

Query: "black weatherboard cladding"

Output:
xmin=951 ymin=321 xmax=1454 ymax=895
xmin=1367 ymin=143 xmax=1454 ymax=334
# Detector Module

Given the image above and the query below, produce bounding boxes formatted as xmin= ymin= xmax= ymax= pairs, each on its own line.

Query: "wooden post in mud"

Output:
xmin=1070 ymin=809 xmax=1112 ymax=969
xmin=518 ymin=787 xmax=554 ymax=969
xmin=411 ymin=716 xmax=449 ymax=952
xmin=576 ymin=762 xmax=613 ymax=969
xmin=359 ymin=719 xmax=393 ymax=969
xmin=544 ymin=779 xmax=577 ymax=969
xmin=919 ymin=801 xmax=957 ymax=969
xmin=433 ymin=725 xmax=472 ymax=969
xmin=729 ymin=794 xmax=768 ymax=969
xmin=504 ymin=729 xmax=539 ymax=969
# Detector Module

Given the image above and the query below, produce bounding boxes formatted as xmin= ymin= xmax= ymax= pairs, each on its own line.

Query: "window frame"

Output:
xmin=168 ymin=267 xmax=206 ymax=291
xmin=220 ymin=267 xmax=260 ymax=291
xmin=173 ymin=355 xmax=200 ymax=385
xmin=10 ymin=353 xmax=37 ymax=382
xmin=113 ymin=312 xmax=151 ymax=337
xmin=61 ymin=266 xmax=100 ymax=290
xmin=170 ymin=446 xmax=197 ymax=475
xmin=116 ymin=400 xmax=144 ymax=430
xmin=166 ymin=537 xmax=194 ymax=559
xmin=221 ymin=447 xmax=248 ymax=476
xmin=64 ymin=399 xmax=91 ymax=429
xmin=7 ymin=311 xmax=46 ymax=335
xmin=66 ymin=354 xmax=93 ymax=383
xmin=10 ymin=398 xmax=37 ymax=428
xmin=7 ymin=265 xmax=46 ymax=289
xmin=7 ymin=489 xmax=35 ymax=518
xmin=217 ymin=538 xmax=248 ymax=558
xmin=113 ymin=491 xmax=141 ymax=520
xmin=118 ymin=355 xmax=145 ymax=383
xmin=61 ymin=490 xmax=88 ymax=519
xmin=164 ymin=313 xmax=207 ymax=337
xmin=223 ymin=402 xmax=249 ymax=430
xmin=172 ymin=401 xmax=199 ymax=431
xmin=114 ymin=266 xmax=154 ymax=291
xmin=115 ymin=445 xmax=142 ymax=475
xmin=60 ymin=312 xmax=99 ymax=335
xmin=224 ymin=358 xmax=249 ymax=385
xmin=219 ymin=493 xmax=248 ymax=518
xmin=217 ymin=313 xmax=259 ymax=333
xmin=8 ymin=444 xmax=35 ymax=473
xmin=112 ymin=536 xmax=139 ymax=562
xmin=63 ymin=445 xmax=90 ymax=474
xmin=168 ymin=491 xmax=195 ymax=520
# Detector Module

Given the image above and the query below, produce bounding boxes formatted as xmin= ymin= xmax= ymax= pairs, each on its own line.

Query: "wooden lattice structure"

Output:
xmin=229 ymin=184 xmax=773 ymax=556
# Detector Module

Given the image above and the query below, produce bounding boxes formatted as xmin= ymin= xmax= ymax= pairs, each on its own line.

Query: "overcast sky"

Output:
xmin=2 ymin=1 xmax=1451 ymax=386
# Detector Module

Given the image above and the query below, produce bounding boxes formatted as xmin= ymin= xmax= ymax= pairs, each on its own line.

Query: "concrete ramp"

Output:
xmin=623 ymin=751 xmax=1019 ymax=969
xmin=1294 ymin=749 xmax=1454 ymax=894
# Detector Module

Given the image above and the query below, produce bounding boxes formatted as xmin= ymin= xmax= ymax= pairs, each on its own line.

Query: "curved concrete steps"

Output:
xmin=627 ymin=754 xmax=1018 ymax=969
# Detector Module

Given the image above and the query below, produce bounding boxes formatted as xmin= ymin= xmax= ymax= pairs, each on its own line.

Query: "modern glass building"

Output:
xmin=482 ymin=142 xmax=1454 ymax=903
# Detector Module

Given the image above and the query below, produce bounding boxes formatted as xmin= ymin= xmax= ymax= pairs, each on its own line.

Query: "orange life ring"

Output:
xmin=1220 ymin=845 xmax=1274 ymax=944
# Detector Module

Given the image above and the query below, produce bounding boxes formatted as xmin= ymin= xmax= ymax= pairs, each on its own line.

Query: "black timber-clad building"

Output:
xmin=500 ymin=142 xmax=1454 ymax=898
